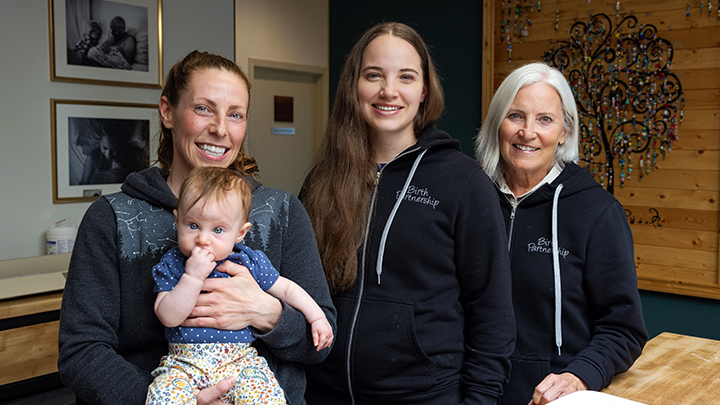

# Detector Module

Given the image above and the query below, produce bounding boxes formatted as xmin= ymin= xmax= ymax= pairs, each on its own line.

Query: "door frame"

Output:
xmin=247 ymin=58 xmax=329 ymax=155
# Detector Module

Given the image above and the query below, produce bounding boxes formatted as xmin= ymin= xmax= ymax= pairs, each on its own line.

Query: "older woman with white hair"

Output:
xmin=475 ymin=62 xmax=647 ymax=405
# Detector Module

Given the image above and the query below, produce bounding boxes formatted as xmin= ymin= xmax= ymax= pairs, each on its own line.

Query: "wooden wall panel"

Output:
xmin=630 ymin=226 xmax=718 ymax=251
xmin=622 ymin=170 xmax=720 ymax=191
xmin=651 ymin=150 xmax=719 ymax=171
xmin=681 ymin=69 xmax=720 ymax=90
xmin=616 ymin=187 xmax=717 ymax=211
xmin=671 ymin=131 xmax=719 ymax=151
xmin=483 ymin=0 xmax=720 ymax=299
xmin=636 ymin=263 xmax=718 ymax=286
xmin=624 ymin=205 xmax=717 ymax=231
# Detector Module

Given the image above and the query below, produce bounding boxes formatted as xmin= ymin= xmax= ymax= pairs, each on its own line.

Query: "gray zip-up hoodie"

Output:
xmin=59 ymin=167 xmax=336 ymax=405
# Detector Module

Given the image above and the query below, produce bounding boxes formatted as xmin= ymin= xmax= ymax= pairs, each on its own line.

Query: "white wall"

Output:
xmin=0 ymin=0 xmax=234 ymax=261
xmin=234 ymin=0 xmax=328 ymax=73
xmin=234 ymin=0 xmax=329 ymax=191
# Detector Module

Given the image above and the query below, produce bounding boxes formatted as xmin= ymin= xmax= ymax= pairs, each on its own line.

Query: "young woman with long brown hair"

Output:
xmin=300 ymin=22 xmax=515 ymax=404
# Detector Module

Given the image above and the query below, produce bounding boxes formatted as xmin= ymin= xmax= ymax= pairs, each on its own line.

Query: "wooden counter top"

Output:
xmin=603 ymin=332 xmax=720 ymax=404
xmin=0 ymin=291 xmax=63 ymax=320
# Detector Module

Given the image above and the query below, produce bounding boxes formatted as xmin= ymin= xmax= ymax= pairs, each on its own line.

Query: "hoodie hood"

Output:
xmin=121 ymin=167 xmax=177 ymax=210
xmin=121 ymin=167 xmax=262 ymax=212
xmin=414 ymin=125 xmax=463 ymax=152
xmin=522 ymin=162 xmax=602 ymax=206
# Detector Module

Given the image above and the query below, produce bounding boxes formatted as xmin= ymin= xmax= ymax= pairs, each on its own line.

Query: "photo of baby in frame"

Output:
xmin=50 ymin=0 xmax=162 ymax=88
xmin=51 ymin=99 xmax=158 ymax=203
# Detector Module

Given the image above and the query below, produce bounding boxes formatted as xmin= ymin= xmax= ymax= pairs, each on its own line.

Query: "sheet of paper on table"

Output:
xmin=551 ymin=391 xmax=648 ymax=405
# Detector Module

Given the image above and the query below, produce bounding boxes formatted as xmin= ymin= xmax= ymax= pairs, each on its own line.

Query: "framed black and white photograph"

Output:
xmin=51 ymin=99 xmax=159 ymax=203
xmin=49 ymin=0 xmax=162 ymax=88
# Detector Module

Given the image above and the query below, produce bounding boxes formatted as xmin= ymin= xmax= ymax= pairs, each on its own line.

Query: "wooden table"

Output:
xmin=602 ymin=332 xmax=720 ymax=404
xmin=0 ymin=291 xmax=63 ymax=386
xmin=0 ymin=254 xmax=69 ymax=398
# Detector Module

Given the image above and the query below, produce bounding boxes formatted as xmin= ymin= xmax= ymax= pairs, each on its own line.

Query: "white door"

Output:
xmin=246 ymin=62 xmax=325 ymax=196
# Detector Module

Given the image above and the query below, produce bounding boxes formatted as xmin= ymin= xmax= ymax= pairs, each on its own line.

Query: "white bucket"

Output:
xmin=46 ymin=221 xmax=77 ymax=255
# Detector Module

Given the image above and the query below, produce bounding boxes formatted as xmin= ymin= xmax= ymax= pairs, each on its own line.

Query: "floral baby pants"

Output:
xmin=146 ymin=342 xmax=286 ymax=404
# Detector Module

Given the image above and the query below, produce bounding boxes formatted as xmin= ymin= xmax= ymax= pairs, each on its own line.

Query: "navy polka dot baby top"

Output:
xmin=152 ymin=243 xmax=280 ymax=343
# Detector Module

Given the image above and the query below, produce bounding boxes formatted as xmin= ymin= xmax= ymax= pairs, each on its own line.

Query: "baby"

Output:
xmin=81 ymin=18 xmax=132 ymax=69
xmin=72 ymin=21 xmax=102 ymax=57
xmin=146 ymin=167 xmax=333 ymax=404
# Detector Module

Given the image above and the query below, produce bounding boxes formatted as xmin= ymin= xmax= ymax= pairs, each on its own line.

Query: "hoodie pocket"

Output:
xmin=502 ymin=354 xmax=551 ymax=405
xmin=351 ymin=297 xmax=435 ymax=395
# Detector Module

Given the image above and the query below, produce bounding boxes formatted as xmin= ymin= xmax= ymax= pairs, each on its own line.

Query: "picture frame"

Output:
xmin=51 ymin=99 xmax=159 ymax=203
xmin=49 ymin=0 xmax=162 ymax=88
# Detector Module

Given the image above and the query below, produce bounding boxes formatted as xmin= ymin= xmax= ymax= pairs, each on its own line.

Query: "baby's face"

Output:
xmin=90 ymin=28 xmax=102 ymax=40
xmin=176 ymin=194 xmax=247 ymax=261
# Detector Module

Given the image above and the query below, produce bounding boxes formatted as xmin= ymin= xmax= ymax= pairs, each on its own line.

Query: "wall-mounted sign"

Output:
xmin=271 ymin=127 xmax=295 ymax=135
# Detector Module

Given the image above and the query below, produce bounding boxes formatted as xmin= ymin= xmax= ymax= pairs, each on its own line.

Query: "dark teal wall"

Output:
xmin=329 ymin=3 xmax=720 ymax=342
xmin=640 ymin=291 xmax=720 ymax=340
xmin=329 ymin=3 xmax=483 ymax=156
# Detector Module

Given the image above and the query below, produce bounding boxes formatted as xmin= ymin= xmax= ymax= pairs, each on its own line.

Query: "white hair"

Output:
xmin=474 ymin=62 xmax=580 ymax=184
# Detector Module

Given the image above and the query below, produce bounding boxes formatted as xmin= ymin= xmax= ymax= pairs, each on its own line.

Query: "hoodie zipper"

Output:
xmin=345 ymin=146 xmax=421 ymax=404
xmin=507 ymin=204 xmax=517 ymax=252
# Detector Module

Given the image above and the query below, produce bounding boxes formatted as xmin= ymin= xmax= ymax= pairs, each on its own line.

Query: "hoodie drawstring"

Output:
xmin=552 ymin=183 xmax=564 ymax=356
xmin=376 ymin=149 xmax=427 ymax=284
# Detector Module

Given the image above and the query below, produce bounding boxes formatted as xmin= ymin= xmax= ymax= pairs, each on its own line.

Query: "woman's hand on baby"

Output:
xmin=196 ymin=377 xmax=236 ymax=405
xmin=311 ymin=318 xmax=334 ymax=351
xmin=185 ymin=246 xmax=216 ymax=282
xmin=183 ymin=260 xmax=282 ymax=332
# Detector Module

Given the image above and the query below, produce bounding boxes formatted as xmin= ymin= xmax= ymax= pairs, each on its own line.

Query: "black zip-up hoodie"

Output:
xmin=498 ymin=163 xmax=647 ymax=404
xmin=304 ymin=126 xmax=515 ymax=404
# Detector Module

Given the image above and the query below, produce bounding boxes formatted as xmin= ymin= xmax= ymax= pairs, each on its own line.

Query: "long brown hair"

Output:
xmin=301 ymin=22 xmax=444 ymax=293
xmin=157 ymin=50 xmax=259 ymax=177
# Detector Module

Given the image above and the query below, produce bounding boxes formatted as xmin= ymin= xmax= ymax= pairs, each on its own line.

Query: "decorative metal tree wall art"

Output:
xmin=543 ymin=13 xmax=685 ymax=194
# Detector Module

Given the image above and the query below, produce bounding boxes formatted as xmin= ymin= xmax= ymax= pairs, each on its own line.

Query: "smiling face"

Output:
xmin=175 ymin=191 xmax=249 ymax=261
xmin=358 ymin=34 xmax=427 ymax=149
xmin=499 ymin=81 xmax=568 ymax=188
xmin=160 ymin=68 xmax=249 ymax=190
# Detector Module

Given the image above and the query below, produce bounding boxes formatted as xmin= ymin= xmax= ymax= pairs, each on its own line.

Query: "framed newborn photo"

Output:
xmin=49 ymin=0 xmax=162 ymax=88
xmin=51 ymin=99 xmax=159 ymax=203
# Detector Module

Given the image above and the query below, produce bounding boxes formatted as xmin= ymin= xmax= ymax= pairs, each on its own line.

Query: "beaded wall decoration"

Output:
xmin=501 ymin=0 xmax=717 ymax=62
xmin=682 ymin=0 xmax=720 ymax=18
xmin=502 ymin=0 xmax=538 ymax=62
xmin=542 ymin=14 xmax=685 ymax=194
